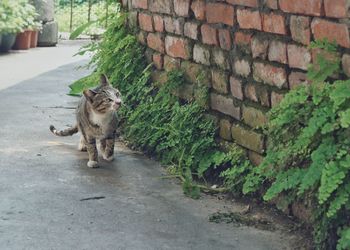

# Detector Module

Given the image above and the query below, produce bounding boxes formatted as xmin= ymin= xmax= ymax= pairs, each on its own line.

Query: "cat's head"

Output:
xmin=83 ymin=74 xmax=122 ymax=113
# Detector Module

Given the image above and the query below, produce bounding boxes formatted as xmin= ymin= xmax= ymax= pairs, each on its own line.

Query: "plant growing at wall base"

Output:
xmin=242 ymin=39 xmax=350 ymax=249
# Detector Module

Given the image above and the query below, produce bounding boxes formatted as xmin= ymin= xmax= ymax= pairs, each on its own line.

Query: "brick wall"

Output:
xmin=122 ymin=0 xmax=350 ymax=164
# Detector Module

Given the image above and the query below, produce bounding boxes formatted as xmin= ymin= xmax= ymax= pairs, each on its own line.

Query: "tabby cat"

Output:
xmin=50 ymin=74 xmax=122 ymax=168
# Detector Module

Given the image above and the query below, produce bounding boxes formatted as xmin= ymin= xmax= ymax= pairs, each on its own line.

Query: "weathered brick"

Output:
xmin=184 ymin=22 xmax=198 ymax=40
xmin=174 ymin=0 xmax=191 ymax=16
xmin=165 ymin=36 xmax=191 ymax=59
xmin=145 ymin=48 xmax=153 ymax=64
xmin=206 ymin=3 xmax=235 ymax=26
xmin=212 ymin=69 xmax=229 ymax=94
xmin=138 ymin=13 xmax=153 ymax=32
xmin=248 ymin=151 xmax=264 ymax=166
xmin=262 ymin=13 xmax=286 ymax=35
xmin=234 ymin=32 xmax=252 ymax=53
xmin=164 ymin=17 xmax=184 ymax=35
xmin=152 ymin=71 xmax=168 ymax=86
xmin=324 ymin=0 xmax=349 ymax=18
xmin=253 ymin=62 xmax=287 ymax=88
xmin=251 ymin=36 xmax=269 ymax=59
xmin=311 ymin=18 xmax=350 ymax=48
xmin=218 ymin=29 xmax=231 ymax=51
xmin=132 ymin=0 xmax=147 ymax=9
xmin=342 ymin=54 xmax=350 ymax=77
xmin=271 ymin=92 xmax=284 ymax=107
xmin=264 ymin=0 xmax=278 ymax=9
xmin=201 ymin=24 xmax=218 ymax=45
xmin=152 ymin=53 xmax=163 ymax=70
xmin=149 ymin=0 xmax=171 ymax=14
xmin=193 ymin=44 xmax=210 ymax=66
xmin=211 ymin=94 xmax=240 ymax=120
xmin=287 ymin=44 xmax=311 ymax=70
xmin=242 ymin=105 xmax=268 ymax=128
xmin=290 ymin=15 xmax=311 ymax=46
xmin=181 ymin=61 xmax=211 ymax=86
xmin=279 ymin=0 xmax=322 ymax=16
xmin=219 ymin=119 xmax=232 ymax=141
xmin=137 ymin=31 xmax=146 ymax=45
xmin=237 ymin=9 xmax=262 ymax=30
xmin=259 ymin=87 xmax=270 ymax=107
xmin=289 ymin=71 xmax=309 ymax=89
xmin=164 ymin=55 xmax=180 ymax=72
xmin=153 ymin=15 xmax=164 ymax=32
xmin=191 ymin=0 xmax=206 ymax=20
xmin=268 ymin=40 xmax=287 ymax=64
xmin=311 ymin=48 xmax=340 ymax=66
xmin=233 ymin=58 xmax=251 ymax=77
xmin=212 ymin=48 xmax=230 ymax=70
xmin=147 ymin=33 xmax=165 ymax=53
xmin=231 ymin=125 xmax=264 ymax=153
xmin=226 ymin=0 xmax=258 ymax=7
xmin=230 ymin=76 xmax=243 ymax=100
xmin=128 ymin=11 xmax=138 ymax=28
xmin=244 ymin=84 xmax=258 ymax=102
xmin=177 ymin=84 xmax=194 ymax=101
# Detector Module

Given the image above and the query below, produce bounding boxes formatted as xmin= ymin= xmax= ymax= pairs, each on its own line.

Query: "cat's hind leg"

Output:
xmin=78 ymin=136 xmax=87 ymax=151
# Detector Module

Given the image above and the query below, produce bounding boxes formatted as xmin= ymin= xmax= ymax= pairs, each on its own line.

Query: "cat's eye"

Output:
xmin=108 ymin=98 xmax=113 ymax=102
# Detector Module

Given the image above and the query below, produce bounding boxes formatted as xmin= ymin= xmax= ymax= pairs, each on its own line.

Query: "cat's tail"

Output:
xmin=49 ymin=125 xmax=78 ymax=136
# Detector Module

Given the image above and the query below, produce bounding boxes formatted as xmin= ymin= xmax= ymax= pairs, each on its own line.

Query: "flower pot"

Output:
xmin=13 ymin=30 xmax=32 ymax=50
xmin=30 ymin=30 xmax=39 ymax=48
xmin=0 ymin=33 xmax=17 ymax=52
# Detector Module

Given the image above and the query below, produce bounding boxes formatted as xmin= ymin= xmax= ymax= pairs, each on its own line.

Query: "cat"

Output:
xmin=50 ymin=74 xmax=122 ymax=168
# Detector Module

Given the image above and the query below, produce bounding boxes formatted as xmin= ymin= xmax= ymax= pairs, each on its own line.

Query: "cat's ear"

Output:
xmin=100 ymin=74 xmax=110 ymax=86
xmin=83 ymin=89 xmax=97 ymax=103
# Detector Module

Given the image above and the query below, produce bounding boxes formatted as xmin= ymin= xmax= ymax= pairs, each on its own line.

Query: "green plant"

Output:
xmin=242 ymin=39 xmax=350 ymax=249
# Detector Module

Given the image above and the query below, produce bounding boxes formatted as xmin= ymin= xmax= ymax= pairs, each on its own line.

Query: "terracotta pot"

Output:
xmin=0 ymin=33 xmax=17 ymax=52
xmin=13 ymin=30 xmax=32 ymax=50
xmin=30 ymin=30 xmax=39 ymax=48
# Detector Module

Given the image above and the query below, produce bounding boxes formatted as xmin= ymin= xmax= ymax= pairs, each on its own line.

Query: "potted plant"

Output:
xmin=13 ymin=0 xmax=40 ymax=50
xmin=0 ymin=1 xmax=24 ymax=52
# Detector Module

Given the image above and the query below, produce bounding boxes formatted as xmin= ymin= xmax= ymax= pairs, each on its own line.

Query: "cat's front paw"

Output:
xmin=103 ymin=154 xmax=114 ymax=162
xmin=87 ymin=161 xmax=99 ymax=168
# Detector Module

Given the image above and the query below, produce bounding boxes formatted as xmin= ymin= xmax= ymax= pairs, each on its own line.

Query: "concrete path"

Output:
xmin=0 ymin=43 xmax=294 ymax=250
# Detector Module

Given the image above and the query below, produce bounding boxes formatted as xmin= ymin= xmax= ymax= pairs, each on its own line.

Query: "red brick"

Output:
xmin=230 ymin=76 xmax=243 ymax=100
xmin=268 ymin=40 xmax=287 ymax=64
xmin=153 ymin=15 xmax=164 ymax=32
xmin=164 ymin=17 xmax=184 ymax=35
xmin=289 ymin=71 xmax=309 ymax=89
xmin=237 ymin=9 xmax=262 ymax=30
xmin=226 ymin=0 xmax=258 ymax=7
xmin=253 ymin=62 xmax=287 ymax=88
xmin=265 ymin=0 xmax=278 ymax=9
xmin=233 ymin=58 xmax=251 ymax=77
xmin=149 ymin=0 xmax=171 ymax=14
xmin=342 ymin=54 xmax=350 ymax=77
xmin=201 ymin=24 xmax=218 ymax=45
xmin=235 ymin=31 xmax=252 ymax=48
xmin=174 ymin=0 xmax=191 ymax=16
xmin=279 ymin=0 xmax=322 ymax=16
xmin=210 ymin=93 xmax=241 ymax=120
xmin=147 ymin=33 xmax=165 ymax=53
xmin=324 ymin=0 xmax=349 ymax=18
xmin=311 ymin=18 xmax=350 ymax=48
xmin=206 ymin=3 xmax=235 ymax=26
xmin=153 ymin=53 xmax=163 ymax=70
xmin=191 ymin=0 xmax=206 ymax=20
xmin=132 ymin=0 xmax=147 ymax=9
xmin=271 ymin=92 xmax=284 ymax=107
xmin=138 ymin=13 xmax=153 ymax=32
xmin=218 ymin=29 xmax=231 ymax=50
xmin=219 ymin=119 xmax=232 ymax=141
xmin=288 ymin=44 xmax=311 ymax=70
xmin=262 ymin=13 xmax=286 ymax=35
xmin=164 ymin=55 xmax=181 ymax=72
xmin=184 ymin=22 xmax=199 ymax=40
xmin=290 ymin=15 xmax=311 ymax=46
xmin=251 ymin=36 xmax=269 ymax=59
xmin=165 ymin=36 xmax=191 ymax=59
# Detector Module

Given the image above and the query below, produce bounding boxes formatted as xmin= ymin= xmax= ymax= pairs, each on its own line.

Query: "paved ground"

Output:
xmin=0 ymin=42 xmax=294 ymax=250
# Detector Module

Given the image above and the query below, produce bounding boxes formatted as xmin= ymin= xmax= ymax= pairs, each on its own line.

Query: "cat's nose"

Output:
xmin=115 ymin=100 xmax=122 ymax=105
